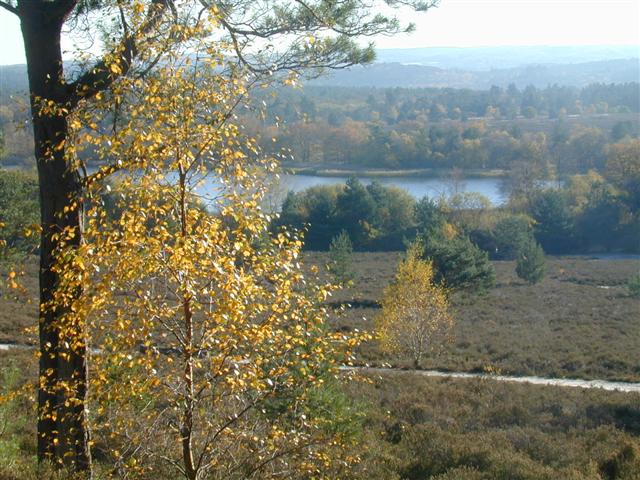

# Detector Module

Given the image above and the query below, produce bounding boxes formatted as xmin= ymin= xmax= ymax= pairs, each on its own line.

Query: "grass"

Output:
xmin=1 ymin=253 xmax=639 ymax=478
xmin=304 ymin=252 xmax=640 ymax=382
xmin=3 ymin=254 xmax=639 ymax=382
xmin=350 ymin=372 xmax=640 ymax=479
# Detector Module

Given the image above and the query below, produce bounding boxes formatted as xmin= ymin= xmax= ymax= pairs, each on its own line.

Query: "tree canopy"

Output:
xmin=0 ymin=0 xmax=438 ymax=474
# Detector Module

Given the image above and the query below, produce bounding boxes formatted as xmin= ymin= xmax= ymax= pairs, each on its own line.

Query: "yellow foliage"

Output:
xmin=30 ymin=16 xmax=361 ymax=478
xmin=376 ymin=243 xmax=453 ymax=367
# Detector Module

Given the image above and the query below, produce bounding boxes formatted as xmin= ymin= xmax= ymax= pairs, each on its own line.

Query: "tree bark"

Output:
xmin=19 ymin=1 xmax=91 ymax=474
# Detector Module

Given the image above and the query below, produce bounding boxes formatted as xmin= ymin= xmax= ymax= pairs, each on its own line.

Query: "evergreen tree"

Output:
xmin=328 ymin=230 xmax=355 ymax=284
xmin=516 ymin=238 xmax=546 ymax=284
xmin=493 ymin=215 xmax=532 ymax=260
xmin=423 ymin=235 xmax=496 ymax=293
xmin=336 ymin=177 xmax=376 ymax=245
xmin=529 ymin=189 xmax=576 ymax=254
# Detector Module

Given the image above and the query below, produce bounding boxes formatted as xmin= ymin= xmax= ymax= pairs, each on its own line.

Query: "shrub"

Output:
xmin=516 ymin=238 xmax=546 ymax=284
xmin=423 ymin=235 xmax=496 ymax=293
xmin=328 ymin=230 xmax=354 ymax=284
xmin=627 ymin=274 xmax=640 ymax=298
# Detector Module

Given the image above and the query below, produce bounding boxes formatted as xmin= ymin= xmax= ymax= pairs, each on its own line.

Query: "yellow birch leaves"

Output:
xmin=48 ymin=17 xmax=361 ymax=478
xmin=376 ymin=243 xmax=454 ymax=368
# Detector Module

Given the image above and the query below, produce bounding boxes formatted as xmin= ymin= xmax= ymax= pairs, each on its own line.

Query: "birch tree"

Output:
xmin=377 ymin=243 xmax=453 ymax=368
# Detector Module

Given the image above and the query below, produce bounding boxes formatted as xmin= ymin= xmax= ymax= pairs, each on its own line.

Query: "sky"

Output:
xmin=0 ymin=0 xmax=638 ymax=65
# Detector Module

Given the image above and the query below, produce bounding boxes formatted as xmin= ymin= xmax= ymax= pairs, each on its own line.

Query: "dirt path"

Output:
xmin=3 ymin=343 xmax=638 ymax=393
xmin=341 ymin=366 xmax=640 ymax=393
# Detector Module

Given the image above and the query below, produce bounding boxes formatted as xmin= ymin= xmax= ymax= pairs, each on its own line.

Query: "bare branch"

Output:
xmin=66 ymin=0 xmax=170 ymax=107
xmin=0 ymin=1 xmax=18 ymax=16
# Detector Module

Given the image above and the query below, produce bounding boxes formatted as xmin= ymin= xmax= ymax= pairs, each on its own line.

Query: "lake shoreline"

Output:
xmin=284 ymin=166 xmax=508 ymax=179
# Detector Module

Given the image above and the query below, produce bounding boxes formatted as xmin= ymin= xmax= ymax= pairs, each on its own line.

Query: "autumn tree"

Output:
xmin=606 ymin=139 xmax=640 ymax=211
xmin=0 ymin=0 xmax=438 ymax=473
xmin=49 ymin=36 xmax=370 ymax=479
xmin=376 ymin=242 xmax=453 ymax=368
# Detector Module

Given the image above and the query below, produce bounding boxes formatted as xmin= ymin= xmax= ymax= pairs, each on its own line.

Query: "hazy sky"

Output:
xmin=0 ymin=0 xmax=638 ymax=65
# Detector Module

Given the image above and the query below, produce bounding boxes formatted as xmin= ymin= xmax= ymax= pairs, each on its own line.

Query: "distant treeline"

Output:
xmin=2 ymin=140 xmax=638 ymax=264
xmin=2 ymin=81 xmax=639 ymax=172
xmin=266 ymin=83 xmax=640 ymax=124
xmin=274 ymin=140 xmax=640 ymax=254
xmin=241 ymin=83 xmax=640 ymax=173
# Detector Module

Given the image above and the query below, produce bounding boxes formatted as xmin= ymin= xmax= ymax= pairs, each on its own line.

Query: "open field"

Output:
xmin=1 ymin=349 xmax=638 ymax=480
xmin=1 ymin=255 xmax=639 ymax=478
xmin=2 ymin=254 xmax=639 ymax=383
xmin=351 ymin=372 xmax=640 ymax=480
xmin=304 ymin=252 xmax=640 ymax=383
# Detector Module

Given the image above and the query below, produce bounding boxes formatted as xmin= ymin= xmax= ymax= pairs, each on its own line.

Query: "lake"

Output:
xmin=278 ymin=174 xmax=506 ymax=204
xmin=199 ymin=173 xmax=507 ymax=207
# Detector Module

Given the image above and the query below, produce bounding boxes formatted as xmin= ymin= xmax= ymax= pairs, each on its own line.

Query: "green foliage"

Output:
xmin=493 ymin=215 xmax=532 ymax=260
xmin=414 ymin=196 xmax=446 ymax=236
xmin=0 ymin=363 xmax=35 ymax=480
xmin=328 ymin=230 xmax=355 ymax=284
xmin=277 ymin=179 xmax=416 ymax=250
xmin=0 ymin=169 xmax=39 ymax=261
xmin=356 ymin=375 xmax=640 ymax=480
xmin=423 ymin=235 xmax=496 ymax=293
xmin=627 ymin=273 xmax=640 ymax=298
xmin=599 ymin=444 xmax=640 ymax=480
xmin=516 ymin=238 xmax=546 ymax=284
xmin=336 ymin=177 xmax=377 ymax=244
xmin=574 ymin=182 xmax=625 ymax=251
xmin=528 ymin=189 xmax=575 ymax=254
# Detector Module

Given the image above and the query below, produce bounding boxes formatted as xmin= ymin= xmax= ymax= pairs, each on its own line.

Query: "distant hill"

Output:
xmin=309 ymin=59 xmax=640 ymax=89
xmin=374 ymin=45 xmax=640 ymax=70
xmin=0 ymin=64 xmax=29 ymax=100
xmin=2 ymin=45 xmax=639 ymax=96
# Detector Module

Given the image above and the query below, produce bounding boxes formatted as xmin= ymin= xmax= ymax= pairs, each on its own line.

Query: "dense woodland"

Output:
xmin=2 ymin=81 xmax=639 ymax=174
xmin=275 ymin=139 xmax=639 ymax=255
xmin=246 ymin=83 xmax=640 ymax=172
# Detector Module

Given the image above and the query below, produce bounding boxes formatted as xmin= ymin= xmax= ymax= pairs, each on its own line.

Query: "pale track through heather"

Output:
xmin=2 ymin=343 xmax=639 ymax=393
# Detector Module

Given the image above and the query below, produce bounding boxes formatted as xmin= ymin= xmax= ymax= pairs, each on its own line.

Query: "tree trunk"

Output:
xmin=19 ymin=3 xmax=91 ymax=474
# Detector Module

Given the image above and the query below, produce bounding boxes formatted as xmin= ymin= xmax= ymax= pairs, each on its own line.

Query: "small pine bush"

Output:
xmin=516 ymin=237 xmax=546 ymax=284
xmin=627 ymin=273 xmax=640 ymax=298
xmin=328 ymin=230 xmax=354 ymax=284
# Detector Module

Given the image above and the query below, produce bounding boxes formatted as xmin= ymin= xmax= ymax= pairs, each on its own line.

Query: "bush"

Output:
xmin=0 ymin=169 xmax=39 ymax=260
xmin=627 ymin=274 xmax=640 ymax=298
xmin=423 ymin=235 xmax=495 ymax=293
xmin=328 ymin=230 xmax=354 ymax=284
xmin=516 ymin=238 xmax=546 ymax=284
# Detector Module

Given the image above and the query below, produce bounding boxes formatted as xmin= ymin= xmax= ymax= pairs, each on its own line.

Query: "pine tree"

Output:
xmin=329 ymin=230 xmax=355 ymax=284
xmin=516 ymin=237 xmax=546 ymax=284
xmin=423 ymin=234 xmax=496 ymax=293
